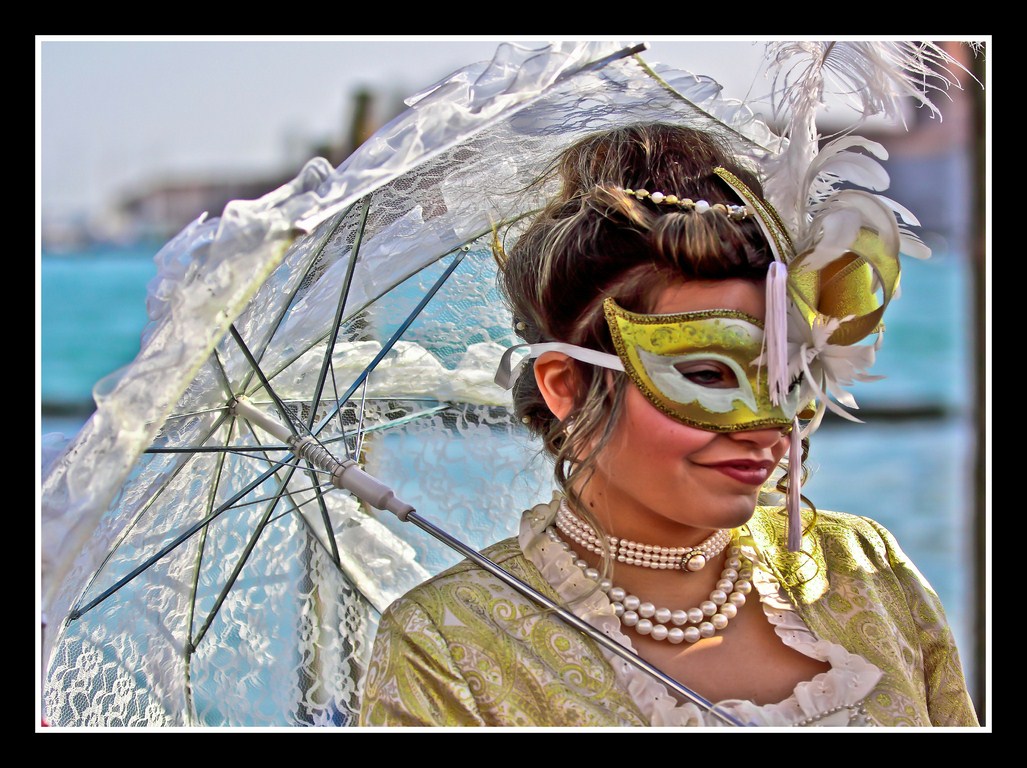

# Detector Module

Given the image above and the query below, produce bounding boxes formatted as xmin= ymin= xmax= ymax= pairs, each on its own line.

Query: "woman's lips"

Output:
xmin=703 ymin=460 xmax=773 ymax=485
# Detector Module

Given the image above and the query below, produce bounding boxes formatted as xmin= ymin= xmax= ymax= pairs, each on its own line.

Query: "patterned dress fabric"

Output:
xmin=360 ymin=497 xmax=978 ymax=727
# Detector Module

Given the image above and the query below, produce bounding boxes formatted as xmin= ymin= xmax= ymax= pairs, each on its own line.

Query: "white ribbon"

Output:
xmin=494 ymin=342 xmax=623 ymax=390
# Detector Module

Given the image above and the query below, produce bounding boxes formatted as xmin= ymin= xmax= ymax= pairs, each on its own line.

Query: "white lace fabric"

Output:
xmin=41 ymin=42 xmax=785 ymax=726
xmin=519 ymin=504 xmax=883 ymax=727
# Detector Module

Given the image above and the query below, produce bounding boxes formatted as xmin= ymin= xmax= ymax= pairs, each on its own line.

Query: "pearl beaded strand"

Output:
xmin=555 ymin=499 xmax=732 ymax=572
xmin=544 ymin=525 xmax=753 ymax=644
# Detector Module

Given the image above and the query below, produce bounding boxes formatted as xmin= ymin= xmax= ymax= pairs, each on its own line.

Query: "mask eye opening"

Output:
xmin=673 ymin=359 xmax=740 ymax=390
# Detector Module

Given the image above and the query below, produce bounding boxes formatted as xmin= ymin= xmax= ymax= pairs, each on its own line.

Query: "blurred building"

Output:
xmin=44 ymin=48 xmax=984 ymax=252
xmin=114 ymin=87 xmax=390 ymax=243
xmin=117 ymin=174 xmax=296 ymax=242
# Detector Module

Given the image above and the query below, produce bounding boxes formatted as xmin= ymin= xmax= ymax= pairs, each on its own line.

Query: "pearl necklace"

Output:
xmin=555 ymin=500 xmax=732 ymax=572
xmin=545 ymin=526 xmax=753 ymax=644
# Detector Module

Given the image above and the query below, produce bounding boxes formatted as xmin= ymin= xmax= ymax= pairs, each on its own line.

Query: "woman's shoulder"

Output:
xmin=381 ymin=536 xmax=541 ymax=618
xmin=809 ymin=509 xmax=912 ymax=561
xmin=750 ymin=505 xmax=901 ymax=550
xmin=746 ymin=506 xmax=915 ymax=587
xmin=428 ymin=535 xmax=527 ymax=585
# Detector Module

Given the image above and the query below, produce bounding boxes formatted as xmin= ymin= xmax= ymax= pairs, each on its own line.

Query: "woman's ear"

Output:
xmin=533 ymin=351 xmax=578 ymax=422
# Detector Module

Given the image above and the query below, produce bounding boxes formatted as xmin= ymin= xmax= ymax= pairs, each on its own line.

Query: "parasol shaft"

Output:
xmin=232 ymin=397 xmax=414 ymax=519
xmin=404 ymin=509 xmax=749 ymax=727
xmin=231 ymin=397 xmax=747 ymax=726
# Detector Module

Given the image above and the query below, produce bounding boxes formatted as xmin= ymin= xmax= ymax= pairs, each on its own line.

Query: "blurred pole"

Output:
xmin=967 ymin=41 xmax=988 ymax=727
xmin=347 ymin=88 xmax=375 ymax=158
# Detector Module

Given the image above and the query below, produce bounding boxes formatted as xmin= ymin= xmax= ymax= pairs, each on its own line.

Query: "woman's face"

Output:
xmin=581 ymin=278 xmax=791 ymax=542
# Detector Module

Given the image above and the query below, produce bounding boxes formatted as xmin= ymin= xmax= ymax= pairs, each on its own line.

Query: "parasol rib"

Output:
xmin=238 ymin=199 xmax=358 ymax=397
xmin=188 ymin=461 xmax=302 ymax=652
xmin=190 ymin=411 xmax=341 ymax=654
xmin=69 ymin=409 xmax=236 ymax=623
xmin=307 ymin=194 xmax=372 ymax=444
xmin=311 ymin=247 xmax=468 ymax=439
xmin=229 ymin=325 xmax=305 ymax=438
xmin=183 ymin=417 xmax=236 ymax=719
xmin=144 ymin=404 xmax=453 ymax=456
xmin=230 ymin=398 xmax=749 ymax=727
xmin=229 ymin=324 xmax=342 ymax=566
xmin=66 ymin=447 xmax=304 ymax=622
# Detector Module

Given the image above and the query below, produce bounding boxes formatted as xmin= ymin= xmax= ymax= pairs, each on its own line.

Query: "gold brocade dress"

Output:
xmin=359 ymin=497 xmax=979 ymax=727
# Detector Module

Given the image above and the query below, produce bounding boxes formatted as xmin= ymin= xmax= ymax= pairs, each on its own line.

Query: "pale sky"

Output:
xmin=39 ymin=36 xmax=986 ymax=226
xmin=38 ymin=37 xmax=779 ymax=222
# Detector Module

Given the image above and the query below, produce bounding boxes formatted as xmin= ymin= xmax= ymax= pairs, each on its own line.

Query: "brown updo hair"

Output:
xmin=497 ymin=123 xmax=777 ymax=515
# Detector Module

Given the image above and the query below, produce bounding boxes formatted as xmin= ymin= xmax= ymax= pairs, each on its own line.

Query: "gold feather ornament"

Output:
xmin=756 ymin=41 xmax=980 ymax=426
xmin=749 ymin=41 xmax=981 ymax=548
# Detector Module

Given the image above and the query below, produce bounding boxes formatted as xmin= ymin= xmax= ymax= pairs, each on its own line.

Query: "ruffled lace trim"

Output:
xmin=519 ymin=502 xmax=883 ymax=727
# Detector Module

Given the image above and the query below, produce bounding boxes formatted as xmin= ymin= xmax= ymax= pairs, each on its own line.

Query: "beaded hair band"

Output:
xmin=622 ymin=188 xmax=754 ymax=221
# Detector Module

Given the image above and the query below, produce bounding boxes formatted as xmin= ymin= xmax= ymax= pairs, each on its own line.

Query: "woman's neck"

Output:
xmin=570 ymin=484 xmax=733 ymax=551
xmin=557 ymin=493 xmax=741 ymax=608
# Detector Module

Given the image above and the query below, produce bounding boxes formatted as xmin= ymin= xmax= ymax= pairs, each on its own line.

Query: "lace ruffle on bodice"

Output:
xmin=519 ymin=505 xmax=883 ymax=727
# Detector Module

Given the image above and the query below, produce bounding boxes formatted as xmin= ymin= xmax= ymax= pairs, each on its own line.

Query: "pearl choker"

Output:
xmin=555 ymin=500 xmax=732 ymax=572
xmin=545 ymin=526 xmax=753 ymax=644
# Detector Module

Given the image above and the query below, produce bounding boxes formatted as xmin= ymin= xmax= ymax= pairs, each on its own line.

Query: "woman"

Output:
xmin=358 ymin=122 xmax=978 ymax=727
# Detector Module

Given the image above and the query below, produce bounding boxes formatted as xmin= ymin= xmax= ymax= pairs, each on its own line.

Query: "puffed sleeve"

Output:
xmin=358 ymin=595 xmax=486 ymax=727
xmin=863 ymin=517 xmax=980 ymax=726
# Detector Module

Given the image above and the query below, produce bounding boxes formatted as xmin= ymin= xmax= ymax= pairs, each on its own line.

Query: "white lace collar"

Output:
xmin=519 ymin=501 xmax=883 ymax=727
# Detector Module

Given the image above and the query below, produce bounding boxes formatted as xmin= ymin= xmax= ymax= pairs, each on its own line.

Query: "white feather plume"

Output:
xmin=760 ymin=41 xmax=976 ymax=263
xmin=799 ymin=189 xmax=901 ymax=273
xmin=765 ymin=41 xmax=973 ymax=129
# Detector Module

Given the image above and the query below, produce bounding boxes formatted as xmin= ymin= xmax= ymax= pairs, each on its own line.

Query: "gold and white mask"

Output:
xmin=603 ymin=297 xmax=801 ymax=432
xmin=493 ymin=296 xmax=802 ymax=433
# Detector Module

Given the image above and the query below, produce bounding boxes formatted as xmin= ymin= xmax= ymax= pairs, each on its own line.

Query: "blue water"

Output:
xmin=40 ymin=241 xmax=162 ymax=420
xmin=39 ymin=243 xmax=983 ymax=706
xmin=38 ymin=247 xmax=973 ymax=426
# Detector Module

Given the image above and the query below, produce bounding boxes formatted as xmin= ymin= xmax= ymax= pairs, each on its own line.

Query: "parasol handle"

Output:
xmin=231 ymin=397 xmax=415 ymax=519
xmin=324 ymin=450 xmax=414 ymax=520
xmin=230 ymin=397 xmax=746 ymax=725
xmin=403 ymin=510 xmax=750 ymax=727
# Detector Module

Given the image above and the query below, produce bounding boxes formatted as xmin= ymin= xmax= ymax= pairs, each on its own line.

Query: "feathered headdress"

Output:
xmin=483 ymin=41 xmax=980 ymax=550
xmin=742 ymin=41 xmax=979 ymax=548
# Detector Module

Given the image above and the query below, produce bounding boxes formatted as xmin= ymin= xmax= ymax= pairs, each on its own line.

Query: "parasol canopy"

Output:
xmin=42 ymin=39 xmax=959 ymax=726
